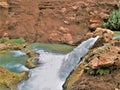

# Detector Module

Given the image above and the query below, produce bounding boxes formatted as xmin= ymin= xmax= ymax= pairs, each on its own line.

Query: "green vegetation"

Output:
xmin=85 ymin=67 xmax=110 ymax=75
xmin=8 ymin=38 xmax=25 ymax=45
xmin=85 ymin=67 xmax=95 ymax=75
xmin=102 ymin=8 xmax=120 ymax=31
xmin=0 ymin=37 xmax=25 ymax=45
xmin=108 ymin=8 xmax=120 ymax=30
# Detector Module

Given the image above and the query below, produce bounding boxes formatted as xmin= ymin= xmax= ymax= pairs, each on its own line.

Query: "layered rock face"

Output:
xmin=0 ymin=0 xmax=119 ymax=44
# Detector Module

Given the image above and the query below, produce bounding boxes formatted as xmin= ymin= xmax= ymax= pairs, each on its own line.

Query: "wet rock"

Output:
xmin=0 ymin=66 xmax=28 ymax=90
xmin=26 ymin=57 xmax=40 ymax=69
xmin=26 ymin=51 xmax=40 ymax=69
xmin=26 ymin=51 xmax=36 ymax=57
xmin=63 ymin=62 xmax=87 ymax=90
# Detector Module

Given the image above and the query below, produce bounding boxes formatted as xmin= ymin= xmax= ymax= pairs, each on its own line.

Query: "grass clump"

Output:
xmin=0 ymin=37 xmax=25 ymax=45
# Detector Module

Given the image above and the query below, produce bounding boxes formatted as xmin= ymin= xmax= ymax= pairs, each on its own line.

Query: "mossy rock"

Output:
xmin=0 ymin=66 xmax=28 ymax=90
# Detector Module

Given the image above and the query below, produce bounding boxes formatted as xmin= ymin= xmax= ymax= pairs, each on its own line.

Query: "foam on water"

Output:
xmin=18 ymin=51 xmax=65 ymax=90
xmin=0 ymin=50 xmax=28 ymax=72
xmin=11 ymin=50 xmax=26 ymax=57
xmin=4 ymin=63 xmax=29 ymax=72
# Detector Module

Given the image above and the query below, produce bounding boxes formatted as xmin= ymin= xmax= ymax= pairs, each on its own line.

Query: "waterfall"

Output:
xmin=59 ymin=36 xmax=99 ymax=80
xmin=18 ymin=51 xmax=65 ymax=90
xmin=18 ymin=36 xmax=99 ymax=90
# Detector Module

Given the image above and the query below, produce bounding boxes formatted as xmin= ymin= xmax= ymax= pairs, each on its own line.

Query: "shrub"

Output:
xmin=104 ymin=8 xmax=120 ymax=31
xmin=85 ymin=67 xmax=110 ymax=75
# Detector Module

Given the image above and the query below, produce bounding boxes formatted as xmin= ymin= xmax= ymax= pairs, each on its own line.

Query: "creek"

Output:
xmin=0 ymin=36 xmax=99 ymax=90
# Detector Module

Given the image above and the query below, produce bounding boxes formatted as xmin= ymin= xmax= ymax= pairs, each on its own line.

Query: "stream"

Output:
xmin=0 ymin=36 xmax=99 ymax=90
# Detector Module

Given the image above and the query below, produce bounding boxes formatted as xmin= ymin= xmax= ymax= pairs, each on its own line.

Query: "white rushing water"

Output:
xmin=18 ymin=36 xmax=99 ymax=90
xmin=18 ymin=51 xmax=65 ymax=90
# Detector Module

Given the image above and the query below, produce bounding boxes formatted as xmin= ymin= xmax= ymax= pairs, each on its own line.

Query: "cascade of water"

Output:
xmin=18 ymin=36 xmax=99 ymax=90
xmin=18 ymin=51 xmax=65 ymax=90
xmin=59 ymin=36 xmax=99 ymax=80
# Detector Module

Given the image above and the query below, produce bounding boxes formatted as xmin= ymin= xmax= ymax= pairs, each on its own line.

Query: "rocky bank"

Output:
xmin=63 ymin=29 xmax=120 ymax=90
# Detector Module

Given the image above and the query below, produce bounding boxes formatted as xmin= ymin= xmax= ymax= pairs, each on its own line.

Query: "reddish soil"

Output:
xmin=0 ymin=0 xmax=119 ymax=44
